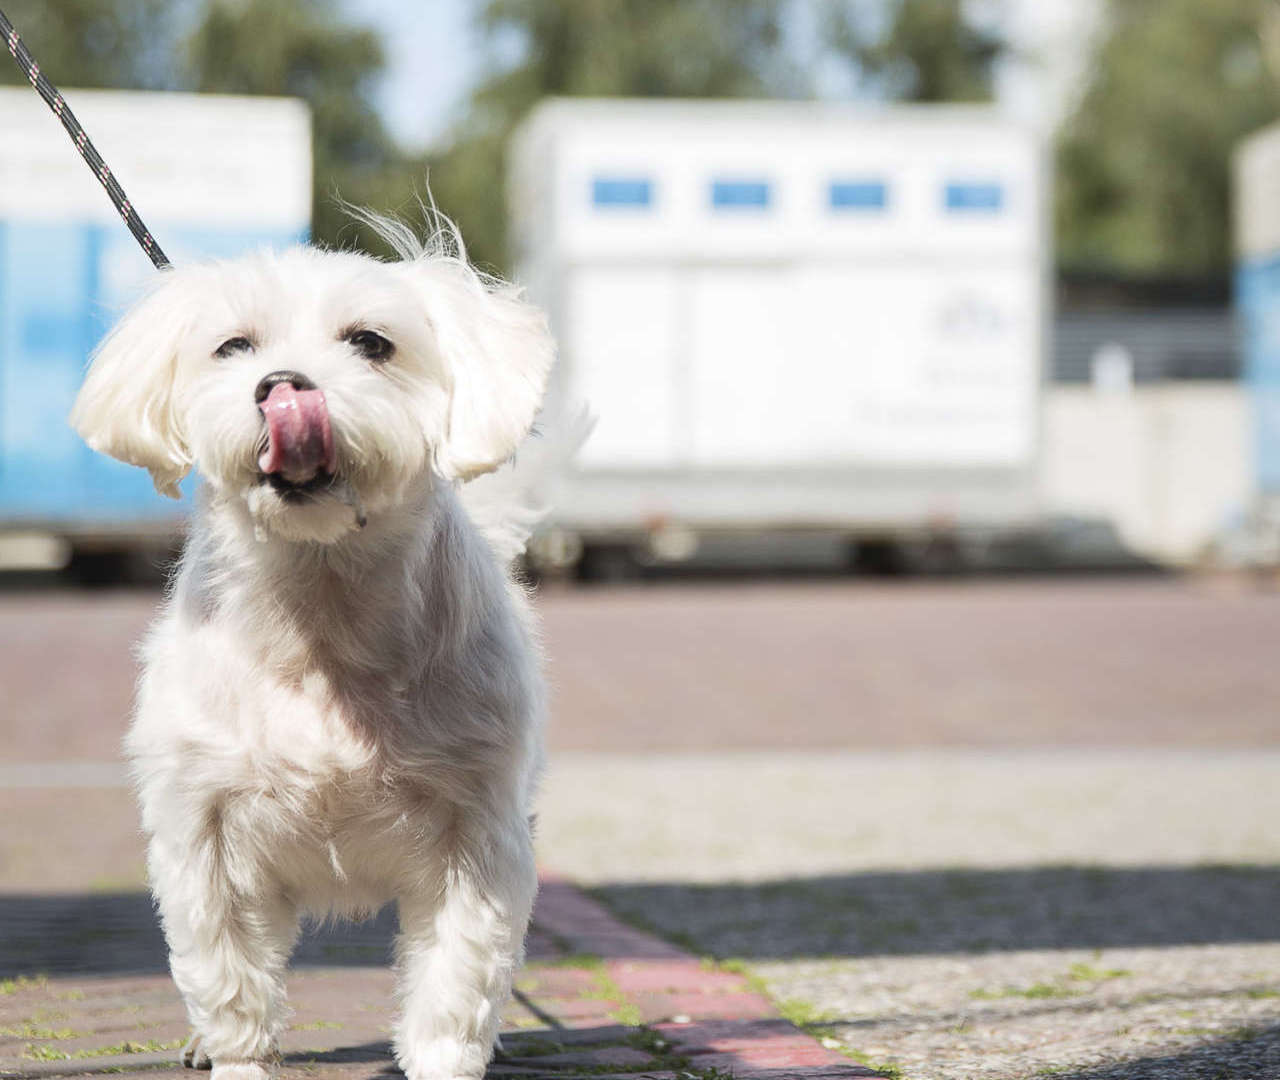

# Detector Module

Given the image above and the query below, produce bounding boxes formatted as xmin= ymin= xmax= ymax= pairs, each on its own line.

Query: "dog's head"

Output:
xmin=69 ymin=241 xmax=553 ymax=543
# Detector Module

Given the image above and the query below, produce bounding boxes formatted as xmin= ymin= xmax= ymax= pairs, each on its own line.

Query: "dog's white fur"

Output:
xmin=69 ymin=220 xmax=554 ymax=1080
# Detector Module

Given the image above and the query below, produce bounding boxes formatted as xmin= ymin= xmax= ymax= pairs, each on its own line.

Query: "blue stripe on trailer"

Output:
xmin=945 ymin=181 xmax=1003 ymax=212
xmin=711 ymin=179 xmax=770 ymax=209
xmin=1237 ymin=252 xmax=1280 ymax=495
xmin=829 ymin=180 xmax=887 ymax=210
xmin=0 ymin=221 xmax=306 ymax=523
xmin=592 ymin=178 xmax=652 ymax=208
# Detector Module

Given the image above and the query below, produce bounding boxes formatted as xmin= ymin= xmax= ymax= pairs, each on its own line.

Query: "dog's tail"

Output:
xmin=458 ymin=406 xmax=593 ymax=567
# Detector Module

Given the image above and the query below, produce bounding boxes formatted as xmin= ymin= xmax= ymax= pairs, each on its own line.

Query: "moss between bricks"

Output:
xmin=581 ymin=892 xmax=905 ymax=1079
xmin=22 ymin=1038 xmax=185 ymax=1061
xmin=0 ymin=974 xmax=48 ymax=996
xmin=570 ymin=962 xmax=643 ymax=1026
xmin=549 ymin=952 xmax=605 ymax=970
xmin=0 ymin=974 xmax=82 ymax=1003
xmin=497 ymin=1024 xmax=695 ymax=1074
xmin=2 ymin=1022 xmax=86 ymax=1039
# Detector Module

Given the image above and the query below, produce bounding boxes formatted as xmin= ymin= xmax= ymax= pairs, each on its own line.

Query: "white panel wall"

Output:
xmin=0 ymin=89 xmax=311 ymax=230
xmin=567 ymin=267 xmax=683 ymax=468
xmin=1236 ymin=121 xmax=1280 ymax=260
xmin=542 ymin=108 xmax=1038 ymax=262
xmin=794 ymin=264 xmax=1038 ymax=466
xmin=569 ymin=259 xmax=1038 ymax=471
xmin=1043 ymin=384 xmax=1251 ymax=563
xmin=513 ymin=101 xmax=1043 ymax=500
xmin=687 ymin=268 xmax=793 ymax=464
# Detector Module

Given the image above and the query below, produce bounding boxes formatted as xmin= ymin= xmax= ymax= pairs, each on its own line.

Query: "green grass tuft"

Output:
xmin=549 ymin=952 xmax=604 ymax=970
xmin=1 ymin=974 xmax=49 ymax=996
xmin=2 ymin=1022 xmax=85 ymax=1039
xmin=1067 ymin=962 xmax=1131 ymax=982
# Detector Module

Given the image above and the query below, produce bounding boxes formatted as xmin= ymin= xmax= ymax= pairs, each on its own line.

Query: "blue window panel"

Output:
xmin=0 ymin=220 xmax=306 ymax=522
xmin=945 ymin=182 xmax=1004 ymax=212
xmin=1238 ymin=252 xmax=1280 ymax=495
xmin=829 ymin=180 xmax=888 ymax=211
xmin=711 ymin=179 xmax=771 ymax=210
xmin=593 ymin=177 xmax=652 ymax=208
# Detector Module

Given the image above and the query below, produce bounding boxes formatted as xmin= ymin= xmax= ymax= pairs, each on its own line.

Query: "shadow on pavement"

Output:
xmin=282 ymin=1041 xmax=397 ymax=1069
xmin=5 ymin=864 xmax=1279 ymax=978
xmin=1045 ymin=1023 xmax=1280 ymax=1080
xmin=0 ymin=893 xmax=400 ymax=977
xmin=590 ymin=864 xmax=1280 ymax=958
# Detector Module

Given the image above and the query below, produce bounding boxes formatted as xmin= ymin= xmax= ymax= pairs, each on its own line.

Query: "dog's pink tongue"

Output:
xmin=258 ymin=382 xmax=335 ymax=483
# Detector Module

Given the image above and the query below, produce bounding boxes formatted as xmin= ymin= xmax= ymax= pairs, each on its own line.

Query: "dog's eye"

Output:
xmin=345 ymin=329 xmax=394 ymax=363
xmin=215 ymin=336 xmax=254 ymax=359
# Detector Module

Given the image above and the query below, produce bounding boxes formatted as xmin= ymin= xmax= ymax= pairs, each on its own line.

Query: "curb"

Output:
xmin=525 ymin=874 xmax=887 ymax=1078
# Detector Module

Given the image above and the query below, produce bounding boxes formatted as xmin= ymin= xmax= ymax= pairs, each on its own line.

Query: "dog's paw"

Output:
xmin=210 ymin=1064 xmax=269 ymax=1080
xmin=395 ymin=1034 xmax=489 ymax=1080
xmin=181 ymin=1033 xmax=211 ymax=1070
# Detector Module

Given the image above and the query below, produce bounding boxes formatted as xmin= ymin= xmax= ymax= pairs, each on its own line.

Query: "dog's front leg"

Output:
xmin=393 ymin=819 xmax=537 ymax=1080
xmin=150 ymin=835 xmax=298 ymax=1080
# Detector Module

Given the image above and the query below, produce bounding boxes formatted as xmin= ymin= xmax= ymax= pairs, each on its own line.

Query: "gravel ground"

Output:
xmin=755 ymin=945 xmax=1280 ymax=1080
xmin=536 ymin=751 xmax=1280 ymax=1080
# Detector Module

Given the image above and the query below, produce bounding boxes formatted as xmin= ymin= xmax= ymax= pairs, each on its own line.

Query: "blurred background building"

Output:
xmin=0 ymin=0 xmax=1278 ymax=577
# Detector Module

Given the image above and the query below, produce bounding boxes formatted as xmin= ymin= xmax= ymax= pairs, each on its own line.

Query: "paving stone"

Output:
xmin=655 ymin=1018 xmax=858 ymax=1073
xmin=605 ymin=958 xmax=746 ymax=994
xmin=0 ymin=876 xmax=868 ymax=1080
xmin=631 ymin=989 xmax=779 ymax=1022
xmin=500 ymin=1045 xmax=655 ymax=1068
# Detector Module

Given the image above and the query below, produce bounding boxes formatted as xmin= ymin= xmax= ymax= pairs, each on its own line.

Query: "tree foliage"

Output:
xmin=428 ymin=0 xmax=796 ymax=272
xmin=1057 ymin=0 xmax=1280 ymax=278
xmin=0 ymin=0 xmax=1077 ymax=275
xmin=426 ymin=0 xmax=1011 ymax=270
xmin=184 ymin=0 xmax=419 ymax=255
xmin=0 ymin=0 xmax=185 ymax=91
xmin=827 ymin=0 xmax=1006 ymax=103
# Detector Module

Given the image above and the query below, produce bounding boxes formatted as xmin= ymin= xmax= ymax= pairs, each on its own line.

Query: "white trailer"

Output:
xmin=510 ymin=99 xmax=1047 ymax=571
xmin=1236 ymin=123 xmax=1280 ymax=501
xmin=1229 ymin=122 xmax=1280 ymax=566
xmin=0 ymin=88 xmax=310 ymax=574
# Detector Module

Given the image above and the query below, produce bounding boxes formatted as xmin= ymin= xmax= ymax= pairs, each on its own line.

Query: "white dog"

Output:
xmin=69 ymin=217 xmax=554 ymax=1080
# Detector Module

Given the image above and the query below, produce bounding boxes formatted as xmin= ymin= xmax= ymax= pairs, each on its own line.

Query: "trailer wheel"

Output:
xmin=576 ymin=544 xmax=642 ymax=584
xmin=849 ymin=539 xmax=908 ymax=576
xmin=65 ymin=543 xmax=177 ymax=587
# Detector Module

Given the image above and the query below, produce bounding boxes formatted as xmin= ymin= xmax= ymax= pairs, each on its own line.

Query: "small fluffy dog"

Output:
xmin=69 ymin=218 xmax=554 ymax=1080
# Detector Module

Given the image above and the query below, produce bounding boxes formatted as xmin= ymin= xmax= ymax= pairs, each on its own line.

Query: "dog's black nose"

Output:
xmin=254 ymin=370 xmax=317 ymax=404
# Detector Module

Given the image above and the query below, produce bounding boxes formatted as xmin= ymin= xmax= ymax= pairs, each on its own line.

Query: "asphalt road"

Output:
xmin=2 ymin=576 xmax=1278 ymax=760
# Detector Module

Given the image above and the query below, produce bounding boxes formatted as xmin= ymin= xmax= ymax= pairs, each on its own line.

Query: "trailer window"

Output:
xmin=944 ymin=182 xmax=1003 ymax=212
xmin=711 ymin=179 xmax=771 ymax=210
xmin=592 ymin=177 xmax=653 ymax=208
xmin=829 ymin=180 xmax=888 ymax=211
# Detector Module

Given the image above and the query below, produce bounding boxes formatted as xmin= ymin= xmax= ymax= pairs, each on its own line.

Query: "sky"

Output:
xmin=344 ymin=0 xmax=482 ymax=149
xmin=344 ymin=0 xmax=1103 ymax=152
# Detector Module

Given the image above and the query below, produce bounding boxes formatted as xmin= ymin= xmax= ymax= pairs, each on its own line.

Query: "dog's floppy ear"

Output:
xmin=69 ymin=270 xmax=195 ymax=499
xmin=407 ymin=258 xmax=554 ymax=481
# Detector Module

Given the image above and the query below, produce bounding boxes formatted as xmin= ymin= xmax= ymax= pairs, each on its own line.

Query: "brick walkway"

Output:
xmin=7 ymin=580 xmax=1280 ymax=761
xmin=0 ymin=875 xmax=882 ymax=1080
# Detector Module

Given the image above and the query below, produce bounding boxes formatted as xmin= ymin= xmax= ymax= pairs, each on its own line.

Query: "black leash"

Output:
xmin=0 ymin=6 xmax=170 ymax=269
